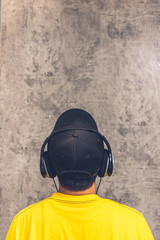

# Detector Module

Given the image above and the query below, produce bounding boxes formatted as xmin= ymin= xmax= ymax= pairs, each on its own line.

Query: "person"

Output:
xmin=6 ymin=108 xmax=154 ymax=240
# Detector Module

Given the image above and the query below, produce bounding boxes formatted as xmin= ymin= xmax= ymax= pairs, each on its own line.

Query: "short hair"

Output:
xmin=58 ymin=173 xmax=97 ymax=191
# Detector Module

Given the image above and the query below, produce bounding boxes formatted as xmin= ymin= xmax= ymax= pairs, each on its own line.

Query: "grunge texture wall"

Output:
xmin=1 ymin=0 xmax=160 ymax=239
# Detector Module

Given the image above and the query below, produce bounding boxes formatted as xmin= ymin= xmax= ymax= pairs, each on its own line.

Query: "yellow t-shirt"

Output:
xmin=6 ymin=192 xmax=154 ymax=240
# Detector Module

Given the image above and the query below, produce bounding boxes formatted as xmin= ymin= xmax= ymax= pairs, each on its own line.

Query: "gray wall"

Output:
xmin=1 ymin=0 xmax=160 ymax=239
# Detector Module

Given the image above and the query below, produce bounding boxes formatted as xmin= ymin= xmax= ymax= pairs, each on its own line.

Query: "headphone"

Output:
xmin=40 ymin=127 xmax=114 ymax=180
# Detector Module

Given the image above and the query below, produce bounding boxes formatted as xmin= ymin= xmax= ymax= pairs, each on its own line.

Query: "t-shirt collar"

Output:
xmin=49 ymin=192 xmax=100 ymax=202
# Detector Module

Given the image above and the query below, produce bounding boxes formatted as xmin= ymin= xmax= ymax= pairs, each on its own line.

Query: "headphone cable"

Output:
xmin=53 ymin=178 xmax=58 ymax=192
xmin=96 ymin=177 xmax=102 ymax=194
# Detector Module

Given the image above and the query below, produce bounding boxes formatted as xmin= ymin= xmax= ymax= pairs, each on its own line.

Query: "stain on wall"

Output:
xmin=1 ymin=0 xmax=160 ymax=239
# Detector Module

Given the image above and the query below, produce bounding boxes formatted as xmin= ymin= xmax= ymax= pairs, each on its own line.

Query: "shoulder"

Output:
xmin=98 ymin=197 xmax=154 ymax=238
xmin=5 ymin=197 xmax=52 ymax=240
xmin=13 ymin=196 xmax=50 ymax=221
xmin=99 ymin=196 xmax=143 ymax=219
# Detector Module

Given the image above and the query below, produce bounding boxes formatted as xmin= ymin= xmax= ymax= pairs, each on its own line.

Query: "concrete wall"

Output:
xmin=1 ymin=0 xmax=160 ymax=239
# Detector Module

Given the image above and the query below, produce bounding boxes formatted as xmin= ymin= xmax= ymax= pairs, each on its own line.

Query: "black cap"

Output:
xmin=48 ymin=109 xmax=104 ymax=179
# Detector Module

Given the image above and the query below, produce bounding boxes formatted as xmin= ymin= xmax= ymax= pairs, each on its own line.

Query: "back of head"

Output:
xmin=48 ymin=108 xmax=104 ymax=191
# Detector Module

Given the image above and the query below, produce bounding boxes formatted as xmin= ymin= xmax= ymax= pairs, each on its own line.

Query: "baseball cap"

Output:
xmin=47 ymin=109 xmax=104 ymax=179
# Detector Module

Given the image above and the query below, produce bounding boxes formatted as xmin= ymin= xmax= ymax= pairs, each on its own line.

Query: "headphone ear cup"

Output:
xmin=107 ymin=154 xmax=114 ymax=177
xmin=98 ymin=149 xmax=109 ymax=178
xmin=40 ymin=153 xmax=47 ymax=178
xmin=42 ymin=151 xmax=57 ymax=178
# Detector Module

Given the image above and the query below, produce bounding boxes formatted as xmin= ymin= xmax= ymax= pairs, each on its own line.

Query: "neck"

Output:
xmin=59 ymin=183 xmax=95 ymax=196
